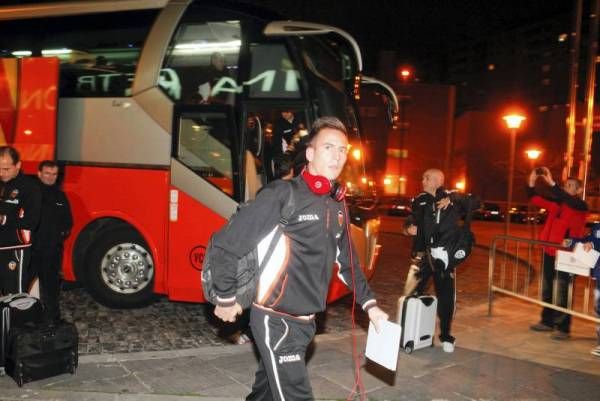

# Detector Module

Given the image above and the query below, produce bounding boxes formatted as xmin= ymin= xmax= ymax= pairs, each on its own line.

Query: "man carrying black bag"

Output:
xmin=403 ymin=168 xmax=479 ymax=353
xmin=209 ymin=116 xmax=388 ymax=401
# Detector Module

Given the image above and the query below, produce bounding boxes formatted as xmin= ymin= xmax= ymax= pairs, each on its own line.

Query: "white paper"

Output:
xmin=555 ymin=250 xmax=590 ymax=276
xmin=365 ymin=320 xmax=401 ymax=371
xmin=573 ymin=242 xmax=600 ymax=268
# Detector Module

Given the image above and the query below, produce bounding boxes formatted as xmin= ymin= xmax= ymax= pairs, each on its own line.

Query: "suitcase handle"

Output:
xmin=9 ymin=298 xmax=37 ymax=310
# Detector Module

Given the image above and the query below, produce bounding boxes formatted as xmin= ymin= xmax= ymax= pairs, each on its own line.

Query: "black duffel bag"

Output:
xmin=1 ymin=293 xmax=43 ymax=372
xmin=5 ymin=320 xmax=78 ymax=387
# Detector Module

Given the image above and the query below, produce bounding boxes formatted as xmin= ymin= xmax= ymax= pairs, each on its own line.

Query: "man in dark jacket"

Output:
xmin=272 ymin=111 xmax=301 ymax=157
xmin=0 ymin=146 xmax=41 ymax=295
xmin=403 ymin=168 xmax=478 ymax=353
xmin=527 ymin=167 xmax=587 ymax=340
xmin=211 ymin=116 xmax=388 ymax=401
xmin=31 ymin=160 xmax=73 ymax=321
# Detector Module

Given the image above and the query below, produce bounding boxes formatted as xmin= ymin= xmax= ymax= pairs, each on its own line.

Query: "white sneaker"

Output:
xmin=442 ymin=341 xmax=455 ymax=353
xmin=591 ymin=345 xmax=600 ymax=357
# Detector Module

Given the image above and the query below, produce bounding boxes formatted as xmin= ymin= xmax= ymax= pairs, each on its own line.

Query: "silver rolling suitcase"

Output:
xmin=397 ymin=295 xmax=437 ymax=354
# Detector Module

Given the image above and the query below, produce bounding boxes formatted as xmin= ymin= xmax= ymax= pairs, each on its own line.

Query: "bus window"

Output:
xmin=161 ymin=21 xmax=241 ymax=105
xmin=248 ymin=43 xmax=302 ymax=99
xmin=176 ymin=111 xmax=235 ymax=197
xmin=0 ymin=10 xmax=158 ymax=98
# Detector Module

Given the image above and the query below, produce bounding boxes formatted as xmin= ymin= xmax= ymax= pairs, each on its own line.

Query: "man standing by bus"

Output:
xmin=31 ymin=160 xmax=73 ymax=321
xmin=211 ymin=116 xmax=388 ymax=401
xmin=0 ymin=146 xmax=41 ymax=295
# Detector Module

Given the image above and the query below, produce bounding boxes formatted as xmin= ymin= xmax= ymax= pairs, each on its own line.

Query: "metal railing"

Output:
xmin=488 ymin=235 xmax=600 ymax=324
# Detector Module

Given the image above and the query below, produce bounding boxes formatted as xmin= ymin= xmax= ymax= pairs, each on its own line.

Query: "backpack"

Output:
xmin=201 ymin=181 xmax=296 ymax=309
xmin=431 ymin=197 xmax=476 ymax=270
xmin=444 ymin=201 xmax=475 ymax=269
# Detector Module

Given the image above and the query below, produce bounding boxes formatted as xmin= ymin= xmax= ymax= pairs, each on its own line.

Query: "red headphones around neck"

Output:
xmin=301 ymin=169 xmax=346 ymax=202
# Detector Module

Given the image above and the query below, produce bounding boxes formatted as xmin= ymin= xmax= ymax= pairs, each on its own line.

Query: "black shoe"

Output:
xmin=550 ymin=331 xmax=570 ymax=341
xmin=530 ymin=322 xmax=553 ymax=332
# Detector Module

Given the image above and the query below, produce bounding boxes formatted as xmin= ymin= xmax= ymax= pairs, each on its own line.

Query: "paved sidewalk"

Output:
xmin=1 ymin=297 xmax=599 ymax=401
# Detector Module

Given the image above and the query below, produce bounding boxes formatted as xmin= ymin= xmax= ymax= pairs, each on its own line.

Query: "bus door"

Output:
xmin=242 ymin=38 xmax=309 ymax=187
xmin=0 ymin=57 xmax=59 ymax=173
xmin=157 ymin=8 xmax=247 ymax=302
xmin=167 ymin=105 xmax=239 ymax=302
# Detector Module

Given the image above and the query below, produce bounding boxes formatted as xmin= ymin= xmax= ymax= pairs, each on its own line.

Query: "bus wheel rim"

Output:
xmin=100 ymin=242 xmax=154 ymax=294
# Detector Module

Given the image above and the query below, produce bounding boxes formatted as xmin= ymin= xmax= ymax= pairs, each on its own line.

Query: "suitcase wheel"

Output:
xmin=404 ymin=341 xmax=414 ymax=354
xmin=16 ymin=363 xmax=24 ymax=387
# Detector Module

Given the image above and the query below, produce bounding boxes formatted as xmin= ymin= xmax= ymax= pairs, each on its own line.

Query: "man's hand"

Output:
xmin=562 ymin=238 xmax=572 ymax=248
xmin=405 ymin=224 xmax=417 ymax=236
xmin=583 ymin=242 xmax=593 ymax=252
xmin=528 ymin=170 xmax=537 ymax=187
xmin=214 ymin=303 xmax=243 ymax=322
xmin=367 ymin=306 xmax=389 ymax=333
xmin=540 ymin=167 xmax=556 ymax=186
xmin=436 ymin=197 xmax=451 ymax=210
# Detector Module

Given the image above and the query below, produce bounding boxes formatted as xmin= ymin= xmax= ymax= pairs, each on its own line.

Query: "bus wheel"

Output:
xmin=85 ymin=227 xmax=155 ymax=309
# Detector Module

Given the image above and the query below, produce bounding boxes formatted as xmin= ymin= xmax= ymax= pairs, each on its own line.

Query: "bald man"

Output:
xmin=403 ymin=168 xmax=478 ymax=353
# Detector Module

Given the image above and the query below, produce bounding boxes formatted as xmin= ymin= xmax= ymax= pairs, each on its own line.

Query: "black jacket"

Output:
xmin=210 ymin=176 xmax=376 ymax=316
xmin=0 ymin=173 xmax=41 ymax=249
xmin=33 ymin=183 xmax=73 ymax=253
xmin=406 ymin=187 xmax=479 ymax=255
xmin=272 ymin=116 xmax=301 ymax=157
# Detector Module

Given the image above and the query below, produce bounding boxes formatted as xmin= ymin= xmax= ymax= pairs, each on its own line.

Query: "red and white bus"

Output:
xmin=0 ymin=0 xmax=398 ymax=308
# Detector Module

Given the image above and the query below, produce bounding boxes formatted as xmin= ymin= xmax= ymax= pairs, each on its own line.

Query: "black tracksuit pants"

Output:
xmin=31 ymin=249 xmax=62 ymax=321
xmin=415 ymin=256 xmax=456 ymax=343
xmin=0 ymin=247 xmax=30 ymax=296
xmin=247 ymin=306 xmax=316 ymax=401
xmin=540 ymin=254 xmax=571 ymax=333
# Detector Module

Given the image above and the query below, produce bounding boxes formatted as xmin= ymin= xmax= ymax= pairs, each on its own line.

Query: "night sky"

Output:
xmin=5 ymin=0 xmax=576 ymax=76
xmin=246 ymin=0 xmax=573 ymax=75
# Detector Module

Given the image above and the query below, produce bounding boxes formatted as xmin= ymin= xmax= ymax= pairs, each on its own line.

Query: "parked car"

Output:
xmin=387 ymin=197 xmax=412 ymax=217
xmin=587 ymin=210 xmax=600 ymax=227
xmin=473 ymin=202 xmax=504 ymax=222
xmin=508 ymin=204 xmax=547 ymax=224
xmin=346 ymin=196 xmax=380 ymax=228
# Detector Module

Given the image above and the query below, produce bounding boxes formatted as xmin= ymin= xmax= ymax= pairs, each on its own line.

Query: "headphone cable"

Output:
xmin=343 ymin=199 xmax=366 ymax=401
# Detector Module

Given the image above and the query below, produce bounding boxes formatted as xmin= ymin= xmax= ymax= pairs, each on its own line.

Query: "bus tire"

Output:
xmin=84 ymin=227 xmax=156 ymax=309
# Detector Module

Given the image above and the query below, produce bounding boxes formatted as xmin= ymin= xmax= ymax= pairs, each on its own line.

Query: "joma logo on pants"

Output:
xmin=278 ymin=354 xmax=301 ymax=364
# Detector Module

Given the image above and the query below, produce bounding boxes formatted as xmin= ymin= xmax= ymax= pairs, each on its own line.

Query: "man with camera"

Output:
xmin=527 ymin=167 xmax=588 ymax=340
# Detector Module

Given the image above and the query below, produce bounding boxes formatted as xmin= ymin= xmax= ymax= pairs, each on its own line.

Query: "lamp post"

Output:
xmin=525 ymin=149 xmax=542 ymax=169
xmin=395 ymin=66 xmax=412 ymax=195
xmin=502 ymin=113 xmax=526 ymax=235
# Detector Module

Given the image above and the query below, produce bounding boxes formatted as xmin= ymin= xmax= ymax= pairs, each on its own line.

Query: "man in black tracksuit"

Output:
xmin=403 ymin=168 xmax=478 ymax=353
xmin=31 ymin=160 xmax=73 ymax=321
xmin=0 ymin=146 xmax=41 ymax=295
xmin=211 ymin=117 xmax=388 ymax=401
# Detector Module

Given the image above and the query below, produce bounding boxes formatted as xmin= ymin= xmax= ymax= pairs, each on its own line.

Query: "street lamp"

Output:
xmin=502 ymin=113 xmax=526 ymax=235
xmin=525 ymin=149 xmax=541 ymax=163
